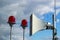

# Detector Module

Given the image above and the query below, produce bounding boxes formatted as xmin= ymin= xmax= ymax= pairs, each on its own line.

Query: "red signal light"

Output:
xmin=8 ymin=16 xmax=15 ymax=24
xmin=21 ymin=19 xmax=27 ymax=27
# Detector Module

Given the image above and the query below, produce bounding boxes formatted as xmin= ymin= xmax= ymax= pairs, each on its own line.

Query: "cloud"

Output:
xmin=0 ymin=0 xmax=55 ymax=24
xmin=0 ymin=24 xmax=30 ymax=40
xmin=0 ymin=0 xmax=21 ymax=8
xmin=0 ymin=14 xmax=6 ymax=24
xmin=0 ymin=0 xmax=60 ymax=40
xmin=57 ymin=19 xmax=60 ymax=23
xmin=33 ymin=5 xmax=53 ymax=15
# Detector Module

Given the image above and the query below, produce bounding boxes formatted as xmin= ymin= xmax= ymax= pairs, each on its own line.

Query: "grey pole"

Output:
xmin=9 ymin=24 xmax=13 ymax=40
xmin=52 ymin=14 xmax=54 ymax=40
xmin=54 ymin=0 xmax=56 ymax=27
xmin=23 ymin=29 xmax=25 ymax=40
xmin=54 ymin=0 xmax=57 ymax=40
xmin=52 ymin=0 xmax=58 ymax=40
xmin=52 ymin=15 xmax=57 ymax=40
xmin=10 ymin=26 xmax=12 ymax=40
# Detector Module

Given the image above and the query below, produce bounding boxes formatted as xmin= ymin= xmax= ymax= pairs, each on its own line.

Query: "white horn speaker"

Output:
xmin=30 ymin=14 xmax=47 ymax=36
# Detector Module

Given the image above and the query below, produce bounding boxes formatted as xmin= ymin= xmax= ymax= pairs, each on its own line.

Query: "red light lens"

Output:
xmin=21 ymin=19 xmax=27 ymax=27
xmin=8 ymin=16 xmax=15 ymax=23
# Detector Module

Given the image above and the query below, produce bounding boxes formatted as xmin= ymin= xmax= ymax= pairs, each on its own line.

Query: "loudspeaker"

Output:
xmin=30 ymin=14 xmax=47 ymax=36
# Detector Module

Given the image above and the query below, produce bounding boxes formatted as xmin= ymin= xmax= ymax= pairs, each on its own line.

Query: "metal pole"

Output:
xmin=52 ymin=15 xmax=55 ymax=40
xmin=54 ymin=0 xmax=56 ymax=27
xmin=52 ymin=0 xmax=57 ymax=40
xmin=54 ymin=0 xmax=57 ymax=40
xmin=54 ymin=0 xmax=56 ymax=28
xmin=52 ymin=14 xmax=57 ymax=40
xmin=10 ymin=26 xmax=12 ymax=40
xmin=23 ymin=29 xmax=25 ymax=40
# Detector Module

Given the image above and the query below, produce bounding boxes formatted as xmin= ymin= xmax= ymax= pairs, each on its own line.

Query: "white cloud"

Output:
xmin=0 ymin=24 xmax=30 ymax=40
xmin=0 ymin=0 xmax=60 ymax=40
xmin=57 ymin=19 xmax=60 ymax=23
xmin=56 ymin=10 xmax=60 ymax=15
xmin=32 ymin=0 xmax=52 ymax=3
xmin=33 ymin=5 xmax=53 ymax=15
xmin=0 ymin=0 xmax=54 ymax=23
xmin=56 ymin=2 xmax=60 ymax=7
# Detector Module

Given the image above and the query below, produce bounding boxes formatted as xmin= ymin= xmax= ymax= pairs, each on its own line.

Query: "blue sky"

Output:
xmin=0 ymin=0 xmax=60 ymax=40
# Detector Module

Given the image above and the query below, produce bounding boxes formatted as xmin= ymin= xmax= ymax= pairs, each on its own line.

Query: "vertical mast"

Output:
xmin=54 ymin=0 xmax=56 ymax=29
xmin=52 ymin=0 xmax=58 ymax=40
